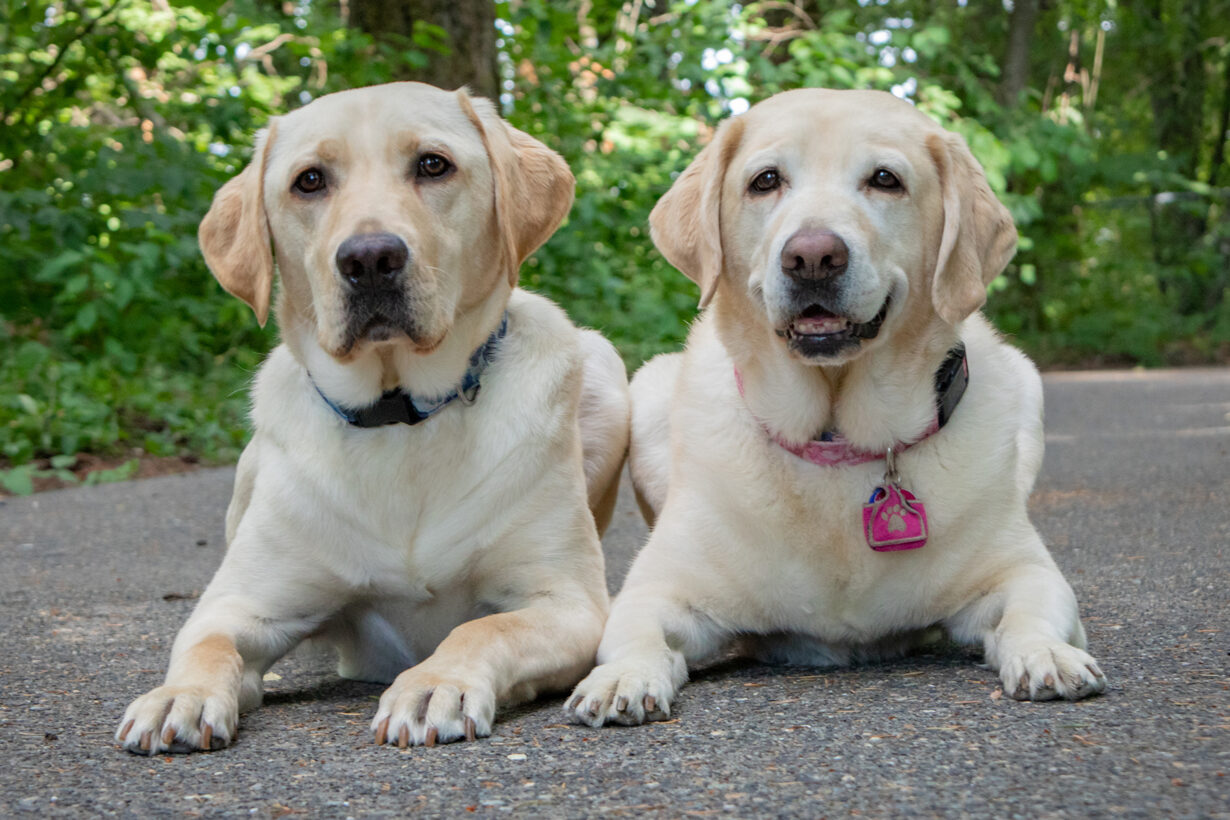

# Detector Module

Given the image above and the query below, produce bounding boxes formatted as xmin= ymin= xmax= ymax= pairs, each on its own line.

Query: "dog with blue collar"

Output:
xmin=115 ymin=83 xmax=629 ymax=754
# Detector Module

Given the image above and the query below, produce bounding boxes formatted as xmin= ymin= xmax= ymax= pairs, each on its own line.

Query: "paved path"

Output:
xmin=2 ymin=369 xmax=1227 ymax=817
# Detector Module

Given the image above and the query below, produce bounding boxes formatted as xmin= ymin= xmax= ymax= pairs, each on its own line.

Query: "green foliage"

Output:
xmin=1 ymin=0 xmax=1226 ymax=493
xmin=0 ymin=0 xmax=438 ymax=488
xmin=506 ymin=0 xmax=1227 ymax=368
xmin=505 ymin=0 xmax=737 ymax=364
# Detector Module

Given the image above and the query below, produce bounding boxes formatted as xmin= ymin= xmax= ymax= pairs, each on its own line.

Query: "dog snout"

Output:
xmin=780 ymin=229 xmax=849 ymax=282
xmin=336 ymin=232 xmax=410 ymax=291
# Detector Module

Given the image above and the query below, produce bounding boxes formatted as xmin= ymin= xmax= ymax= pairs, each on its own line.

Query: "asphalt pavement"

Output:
xmin=2 ymin=368 xmax=1227 ymax=818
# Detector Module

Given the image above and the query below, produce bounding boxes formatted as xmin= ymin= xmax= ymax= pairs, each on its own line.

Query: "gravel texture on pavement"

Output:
xmin=1 ymin=368 xmax=1227 ymax=818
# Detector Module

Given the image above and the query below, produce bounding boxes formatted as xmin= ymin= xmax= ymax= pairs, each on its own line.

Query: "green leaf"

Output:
xmin=0 ymin=467 xmax=35 ymax=496
xmin=75 ymin=302 xmax=99 ymax=332
xmin=35 ymin=250 xmax=88 ymax=283
xmin=83 ymin=459 xmax=139 ymax=486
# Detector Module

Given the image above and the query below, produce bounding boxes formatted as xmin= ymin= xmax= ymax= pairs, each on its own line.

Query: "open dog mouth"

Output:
xmin=780 ymin=298 xmax=889 ymax=343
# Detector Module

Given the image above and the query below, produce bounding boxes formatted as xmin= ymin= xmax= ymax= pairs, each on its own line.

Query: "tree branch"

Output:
xmin=0 ymin=0 xmax=128 ymax=126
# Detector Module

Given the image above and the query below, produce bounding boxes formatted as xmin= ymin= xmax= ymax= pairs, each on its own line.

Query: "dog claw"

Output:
xmin=119 ymin=719 xmax=134 ymax=742
xmin=644 ymin=695 xmax=656 ymax=713
xmin=425 ymin=727 xmax=438 ymax=748
xmin=615 ymin=696 xmax=628 ymax=712
xmin=162 ymin=726 xmax=176 ymax=746
xmin=200 ymin=723 xmax=213 ymax=751
xmin=374 ymin=717 xmax=389 ymax=746
xmin=397 ymin=725 xmax=409 ymax=749
xmin=1043 ymin=674 xmax=1055 ymax=689
xmin=416 ymin=690 xmax=434 ymax=723
xmin=1087 ymin=663 xmax=1104 ymax=679
xmin=139 ymin=730 xmax=152 ymax=752
xmin=464 ymin=716 xmax=476 ymax=742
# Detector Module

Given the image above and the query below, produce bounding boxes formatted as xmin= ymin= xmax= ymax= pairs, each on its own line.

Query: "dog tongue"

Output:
xmin=792 ymin=315 xmax=849 ymax=335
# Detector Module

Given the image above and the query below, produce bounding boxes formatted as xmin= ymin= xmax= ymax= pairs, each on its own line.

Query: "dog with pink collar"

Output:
xmin=566 ymin=88 xmax=1106 ymax=727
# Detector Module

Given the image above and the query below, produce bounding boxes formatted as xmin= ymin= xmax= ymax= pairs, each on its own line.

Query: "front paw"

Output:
xmin=564 ymin=659 xmax=682 ymax=727
xmin=116 ymin=685 xmax=238 ymax=754
xmin=998 ymin=642 xmax=1107 ymax=701
xmin=371 ymin=666 xmax=495 ymax=748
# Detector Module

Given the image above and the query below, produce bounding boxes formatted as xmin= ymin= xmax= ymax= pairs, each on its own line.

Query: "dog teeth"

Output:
xmin=791 ymin=316 xmax=849 ymax=335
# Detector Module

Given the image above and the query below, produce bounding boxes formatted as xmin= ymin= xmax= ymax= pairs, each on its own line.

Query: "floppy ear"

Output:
xmin=456 ymin=90 xmax=575 ymax=286
xmin=927 ymin=131 xmax=1018 ymax=325
xmin=649 ymin=116 xmax=746 ymax=308
xmin=198 ymin=122 xmax=278 ymax=326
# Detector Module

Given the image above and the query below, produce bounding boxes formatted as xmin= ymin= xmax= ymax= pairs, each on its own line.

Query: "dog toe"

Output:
xmin=564 ymin=661 xmax=678 ymax=727
xmin=998 ymin=643 xmax=1107 ymax=702
xmin=372 ymin=668 xmax=495 ymax=748
xmin=116 ymin=685 xmax=237 ymax=755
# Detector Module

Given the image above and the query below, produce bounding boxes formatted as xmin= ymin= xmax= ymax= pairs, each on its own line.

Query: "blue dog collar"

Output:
xmin=312 ymin=312 xmax=508 ymax=428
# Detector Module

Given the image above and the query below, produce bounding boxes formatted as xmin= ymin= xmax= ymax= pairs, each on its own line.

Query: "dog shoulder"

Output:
xmin=502 ymin=289 xmax=587 ymax=401
xmin=248 ymin=344 xmax=318 ymax=435
xmin=958 ymin=315 xmax=1046 ymax=494
xmin=960 ymin=315 xmax=1043 ymax=423
xmin=674 ymin=313 xmax=747 ymax=428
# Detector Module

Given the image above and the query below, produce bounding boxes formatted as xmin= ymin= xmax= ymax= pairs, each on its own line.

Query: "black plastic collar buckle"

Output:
xmin=933 ymin=344 xmax=969 ymax=430
xmin=352 ymin=389 xmax=431 ymax=427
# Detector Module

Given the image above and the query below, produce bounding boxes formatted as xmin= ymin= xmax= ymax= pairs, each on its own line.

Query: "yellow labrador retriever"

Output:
xmin=566 ymin=88 xmax=1106 ymax=727
xmin=115 ymin=82 xmax=629 ymax=753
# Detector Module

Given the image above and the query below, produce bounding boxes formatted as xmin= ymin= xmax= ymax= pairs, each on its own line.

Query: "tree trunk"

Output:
xmin=349 ymin=0 xmax=499 ymax=100
xmin=1118 ymin=0 xmax=1206 ymax=181
xmin=1206 ymin=41 xmax=1230 ymax=189
xmin=1121 ymin=0 xmax=1212 ymax=312
xmin=998 ymin=0 xmax=1039 ymax=107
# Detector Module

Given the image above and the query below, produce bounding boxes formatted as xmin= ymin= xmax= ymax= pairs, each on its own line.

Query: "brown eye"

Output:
xmin=417 ymin=153 xmax=453 ymax=179
xmin=749 ymin=168 xmax=782 ymax=194
xmin=293 ymin=168 xmax=326 ymax=195
xmin=870 ymin=168 xmax=902 ymax=191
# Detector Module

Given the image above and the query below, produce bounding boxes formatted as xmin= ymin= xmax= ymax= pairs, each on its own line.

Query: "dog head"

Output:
xmin=650 ymin=88 xmax=1017 ymax=367
xmin=199 ymin=82 xmax=573 ymax=366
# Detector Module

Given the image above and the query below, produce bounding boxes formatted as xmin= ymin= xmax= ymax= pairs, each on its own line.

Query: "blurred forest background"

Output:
xmin=1 ymin=0 xmax=1227 ymax=493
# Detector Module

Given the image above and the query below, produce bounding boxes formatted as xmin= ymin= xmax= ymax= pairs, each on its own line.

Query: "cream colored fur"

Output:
xmin=116 ymin=83 xmax=629 ymax=754
xmin=567 ymin=89 xmax=1104 ymax=728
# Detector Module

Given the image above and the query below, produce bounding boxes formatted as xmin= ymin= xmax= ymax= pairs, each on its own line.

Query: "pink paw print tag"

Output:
xmin=862 ymin=447 xmax=928 ymax=551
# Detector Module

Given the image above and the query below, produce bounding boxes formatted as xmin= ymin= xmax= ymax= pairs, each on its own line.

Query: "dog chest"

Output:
xmin=689 ymin=428 xmax=1024 ymax=641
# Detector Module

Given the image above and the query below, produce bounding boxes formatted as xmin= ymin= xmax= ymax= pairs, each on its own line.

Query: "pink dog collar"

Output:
xmin=734 ymin=347 xmax=968 ymax=552
xmin=733 ymin=368 xmax=942 ymax=467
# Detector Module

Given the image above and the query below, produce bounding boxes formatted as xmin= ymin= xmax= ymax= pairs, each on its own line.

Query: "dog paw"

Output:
xmin=116 ymin=685 xmax=238 ymax=754
xmin=564 ymin=659 xmax=681 ymax=727
xmin=371 ymin=666 xmax=495 ymax=748
xmin=998 ymin=642 xmax=1107 ymax=701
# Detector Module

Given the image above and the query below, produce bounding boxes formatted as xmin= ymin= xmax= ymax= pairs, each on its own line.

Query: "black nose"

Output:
xmin=781 ymin=229 xmax=849 ymax=281
xmin=336 ymin=233 xmax=409 ymax=290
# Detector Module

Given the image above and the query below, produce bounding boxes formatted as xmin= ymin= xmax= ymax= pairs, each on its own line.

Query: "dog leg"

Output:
xmin=371 ymin=504 xmax=609 ymax=749
xmin=115 ymin=553 xmax=333 ymax=754
xmin=563 ymin=596 xmax=707 ymax=727
xmin=370 ymin=594 xmax=606 ymax=748
xmin=564 ymin=518 xmax=731 ymax=727
xmin=948 ymin=557 xmax=1107 ymax=701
